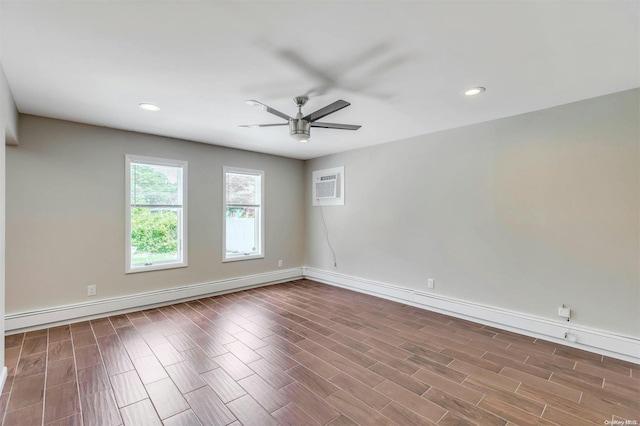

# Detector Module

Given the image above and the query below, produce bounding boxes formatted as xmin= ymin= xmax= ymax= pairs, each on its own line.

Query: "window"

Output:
xmin=223 ymin=167 xmax=264 ymax=262
xmin=125 ymin=155 xmax=187 ymax=273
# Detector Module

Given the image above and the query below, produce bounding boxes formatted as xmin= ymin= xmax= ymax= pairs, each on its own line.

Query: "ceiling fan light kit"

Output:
xmin=240 ymin=95 xmax=361 ymax=143
xmin=290 ymin=120 xmax=310 ymax=143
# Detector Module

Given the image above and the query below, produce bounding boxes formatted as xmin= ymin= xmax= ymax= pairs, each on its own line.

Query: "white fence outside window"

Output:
xmin=226 ymin=217 xmax=257 ymax=254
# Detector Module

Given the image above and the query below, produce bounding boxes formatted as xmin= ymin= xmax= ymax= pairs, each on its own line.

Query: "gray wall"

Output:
xmin=0 ymin=64 xmax=10 ymax=374
xmin=306 ymin=89 xmax=640 ymax=338
xmin=6 ymin=115 xmax=305 ymax=314
xmin=1 ymin=0 xmax=17 ymax=370
xmin=5 ymin=89 xmax=639 ymax=342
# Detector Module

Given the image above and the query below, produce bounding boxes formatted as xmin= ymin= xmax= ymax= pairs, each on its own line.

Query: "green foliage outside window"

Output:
xmin=131 ymin=163 xmax=180 ymax=206
xmin=130 ymin=163 xmax=181 ymax=263
xmin=131 ymin=208 xmax=178 ymax=255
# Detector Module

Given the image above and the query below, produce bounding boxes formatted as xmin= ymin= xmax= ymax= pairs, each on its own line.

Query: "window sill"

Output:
xmin=223 ymin=254 xmax=264 ymax=263
xmin=126 ymin=261 xmax=188 ymax=274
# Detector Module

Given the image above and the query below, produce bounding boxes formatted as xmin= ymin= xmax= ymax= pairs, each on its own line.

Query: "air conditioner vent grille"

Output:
xmin=316 ymin=180 xmax=337 ymax=198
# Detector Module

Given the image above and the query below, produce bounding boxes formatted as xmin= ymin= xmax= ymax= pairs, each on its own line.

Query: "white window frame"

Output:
xmin=223 ymin=166 xmax=265 ymax=262
xmin=125 ymin=155 xmax=188 ymax=273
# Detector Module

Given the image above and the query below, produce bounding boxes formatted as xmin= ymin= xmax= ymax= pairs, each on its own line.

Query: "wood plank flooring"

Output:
xmin=2 ymin=279 xmax=638 ymax=425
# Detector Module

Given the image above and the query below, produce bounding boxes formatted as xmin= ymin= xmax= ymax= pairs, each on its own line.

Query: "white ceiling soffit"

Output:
xmin=1 ymin=1 xmax=638 ymax=160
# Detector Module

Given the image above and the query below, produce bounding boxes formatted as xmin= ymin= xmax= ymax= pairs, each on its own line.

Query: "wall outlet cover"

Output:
xmin=558 ymin=306 xmax=571 ymax=318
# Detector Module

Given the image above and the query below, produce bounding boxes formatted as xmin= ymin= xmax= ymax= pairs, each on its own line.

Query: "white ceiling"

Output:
xmin=1 ymin=1 xmax=638 ymax=160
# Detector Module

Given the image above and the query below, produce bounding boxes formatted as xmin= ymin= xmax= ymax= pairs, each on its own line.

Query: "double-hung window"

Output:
xmin=126 ymin=155 xmax=188 ymax=273
xmin=223 ymin=167 xmax=264 ymax=262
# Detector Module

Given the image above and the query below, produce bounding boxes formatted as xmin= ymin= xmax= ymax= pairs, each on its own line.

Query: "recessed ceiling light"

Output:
xmin=464 ymin=87 xmax=486 ymax=96
xmin=138 ymin=102 xmax=160 ymax=111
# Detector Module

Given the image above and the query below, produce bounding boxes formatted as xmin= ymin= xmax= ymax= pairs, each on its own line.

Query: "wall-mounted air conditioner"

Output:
xmin=315 ymin=174 xmax=337 ymax=199
xmin=313 ymin=166 xmax=344 ymax=206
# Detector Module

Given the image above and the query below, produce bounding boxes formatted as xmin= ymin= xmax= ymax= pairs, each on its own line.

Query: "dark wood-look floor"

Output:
xmin=1 ymin=280 xmax=638 ymax=426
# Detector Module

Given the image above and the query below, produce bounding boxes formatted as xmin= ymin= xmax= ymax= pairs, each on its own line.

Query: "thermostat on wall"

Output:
xmin=313 ymin=166 xmax=344 ymax=206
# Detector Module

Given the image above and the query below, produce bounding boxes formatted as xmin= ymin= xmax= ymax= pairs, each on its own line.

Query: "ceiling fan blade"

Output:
xmin=278 ymin=49 xmax=335 ymax=86
xmin=311 ymin=122 xmax=361 ymax=130
xmin=303 ymin=100 xmax=350 ymax=122
xmin=239 ymin=123 xmax=289 ymax=128
xmin=245 ymin=100 xmax=292 ymax=121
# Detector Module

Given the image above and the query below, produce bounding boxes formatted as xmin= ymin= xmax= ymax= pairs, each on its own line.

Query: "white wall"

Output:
xmin=305 ymin=89 xmax=639 ymax=339
xmin=6 ymin=115 xmax=304 ymax=315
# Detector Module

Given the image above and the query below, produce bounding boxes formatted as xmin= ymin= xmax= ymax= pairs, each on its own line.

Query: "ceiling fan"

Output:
xmin=240 ymin=96 xmax=361 ymax=143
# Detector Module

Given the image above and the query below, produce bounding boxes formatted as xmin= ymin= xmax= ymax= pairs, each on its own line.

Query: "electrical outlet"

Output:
xmin=427 ymin=278 xmax=435 ymax=289
xmin=558 ymin=305 xmax=571 ymax=320
xmin=278 ymin=259 xmax=283 ymax=268
xmin=87 ymin=285 xmax=97 ymax=297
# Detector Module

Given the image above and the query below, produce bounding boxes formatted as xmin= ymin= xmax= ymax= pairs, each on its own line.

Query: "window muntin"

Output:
xmin=224 ymin=167 xmax=264 ymax=261
xmin=126 ymin=155 xmax=187 ymax=273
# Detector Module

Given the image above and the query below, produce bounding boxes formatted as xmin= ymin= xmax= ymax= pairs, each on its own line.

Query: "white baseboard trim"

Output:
xmin=5 ymin=266 xmax=638 ymax=364
xmin=303 ymin=267 xmax=640 ymax=363
xmin=0 ymin=366 xmax=7 ymax=394
xmin=5 ymin=268 xmax=303 ymax=333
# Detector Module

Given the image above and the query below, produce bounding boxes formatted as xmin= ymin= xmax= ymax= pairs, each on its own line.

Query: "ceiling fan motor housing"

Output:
xmin=289 ymin=119 xmax=310 ymax=141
